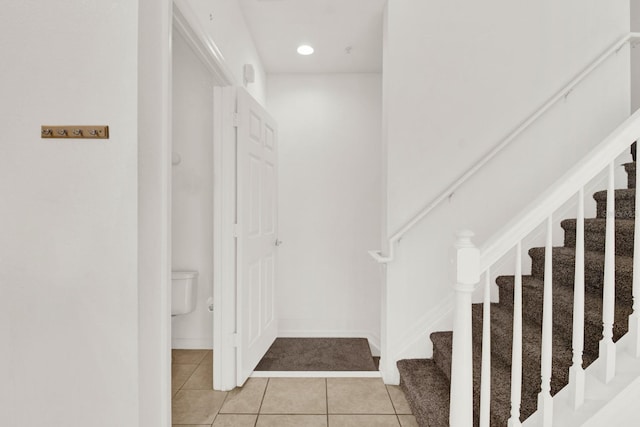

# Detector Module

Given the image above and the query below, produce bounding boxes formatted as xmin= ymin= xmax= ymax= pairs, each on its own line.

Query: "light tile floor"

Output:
xmin=172 ymin=350 xmax=419 ymax=427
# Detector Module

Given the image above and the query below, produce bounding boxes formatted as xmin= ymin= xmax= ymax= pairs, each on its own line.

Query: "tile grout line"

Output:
xmin=211 ymin=383 xmax=232 ymax=427
xmin=326 ymin=378 xmax=329 ymax=427
xmin=384 ymin=384 xmax=403 ymax=427
xmin=324 ymin=413 xmax=403 ymax=415
xmin=253 ymin=377 xmax=269 ymax=427
xmin=171 ymin=349 xmax=209 ymax=394
xmin=179 ymin=365 xmax=199 ymax=392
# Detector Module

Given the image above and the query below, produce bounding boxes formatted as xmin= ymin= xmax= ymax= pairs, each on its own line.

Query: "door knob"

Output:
xmin=275 ymin=239 xmax=283 ymax=247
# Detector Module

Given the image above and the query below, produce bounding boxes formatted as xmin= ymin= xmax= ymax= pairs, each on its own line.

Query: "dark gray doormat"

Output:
xmin=255 ymin=338 xmax=377 ymax=371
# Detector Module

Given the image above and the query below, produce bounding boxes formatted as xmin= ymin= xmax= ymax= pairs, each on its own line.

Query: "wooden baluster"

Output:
xmin=539 ymin=216 xmax=554 ymax=426
xmin=480 ymin=269 xmax=491 ymax=427
xmin=450 ymin=231 xmax=480 ymax=427
xmin=508 ymin=243 xmax=523 ymax=427
xmin=600 ymin=162 xmax=616 ymax=383
xmin=630 ymin=148 xmax=640 ymax=357
xmin=569 ymin=188 xmax=585 ymax=409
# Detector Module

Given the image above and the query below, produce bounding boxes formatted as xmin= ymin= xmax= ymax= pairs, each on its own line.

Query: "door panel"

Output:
xmin=236 ymin=88 xmax=278 ymax=386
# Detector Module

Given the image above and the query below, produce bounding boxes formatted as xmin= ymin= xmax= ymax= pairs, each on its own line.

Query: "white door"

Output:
xmin=236 ymin=87 xmax=279 ymax=386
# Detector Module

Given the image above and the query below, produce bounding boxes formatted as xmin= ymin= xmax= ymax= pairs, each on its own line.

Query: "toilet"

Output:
xmin=171 ymin=271 xmax=198 ymax=316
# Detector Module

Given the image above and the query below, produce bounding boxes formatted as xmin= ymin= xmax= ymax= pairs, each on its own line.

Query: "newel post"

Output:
xmin=450 ymin=230 xmax=481 ymax=427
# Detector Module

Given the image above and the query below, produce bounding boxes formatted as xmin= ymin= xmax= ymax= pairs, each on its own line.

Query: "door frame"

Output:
xmin=138 ymin=1 xmax=238 ymax=425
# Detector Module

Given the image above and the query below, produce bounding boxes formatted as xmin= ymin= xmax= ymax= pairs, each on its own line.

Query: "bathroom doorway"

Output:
xmin=171 ymin=26 xmax=215 ymax=352
xmin=171 ymin=1 xmax=237 ymax=393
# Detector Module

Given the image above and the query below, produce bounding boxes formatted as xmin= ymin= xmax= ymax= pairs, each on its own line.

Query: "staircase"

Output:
xmin=397 ymin=159 xmax=637 ymax=426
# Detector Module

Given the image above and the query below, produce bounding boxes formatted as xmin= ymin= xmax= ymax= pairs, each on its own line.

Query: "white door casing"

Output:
xmin=236 ymin=87 xmax=279 ymax=386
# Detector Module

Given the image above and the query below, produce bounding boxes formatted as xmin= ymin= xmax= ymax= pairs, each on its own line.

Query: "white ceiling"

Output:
xmin=238 ymin=0 xmax=386 ymax=74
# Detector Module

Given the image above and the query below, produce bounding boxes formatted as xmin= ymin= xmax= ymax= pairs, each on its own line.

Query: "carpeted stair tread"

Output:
xmin=529 ymin=246 xmax=634 ymax=306
xmin=397 ymin=359 xmax=450 ymax=427
xmin=593 ymin=188 xmax=635 ymax=219
xmin=624 ymin=162 xmax=636 ymax=189
xmin=431 ymin=330 xmax=526 ymax=426
xmin=561 ymin=218 xmax=635 ymax=257
xmin=495 ymin=275 xmax=631 ymax=359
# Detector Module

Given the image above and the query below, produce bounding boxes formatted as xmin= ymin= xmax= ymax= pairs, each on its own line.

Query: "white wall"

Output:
xmin=632 ymin=0 xmax=640 ymax=111
xmin=382 ymin=0 xmax=630 ymax=382
xmin=0 ymin=2 xmax=140 ymax=426
xmin=186 ymin=0 xmax=267 ymax=106
xmin=268 ymin=74 xmax=383 ymax=349
xmin=583 ymin=373 xmax=640 ymax=427
xmin=171 ymin=31 xmax=214 ymax=349
xmin=138 ymin=0 xmax=172 ymax=424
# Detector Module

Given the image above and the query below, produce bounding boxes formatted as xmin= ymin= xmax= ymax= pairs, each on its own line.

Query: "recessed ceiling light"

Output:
xmin=297 ymin=45 xmax=314 ymax=56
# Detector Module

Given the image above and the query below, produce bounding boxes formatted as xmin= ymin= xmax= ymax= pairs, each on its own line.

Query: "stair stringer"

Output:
xmin=523 ymin=336 xmax=640 ymax=426
xmin=382 ymin=294 xmax=454 ymax=384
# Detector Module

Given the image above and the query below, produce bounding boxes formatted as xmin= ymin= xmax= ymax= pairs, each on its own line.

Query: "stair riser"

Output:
xmin=594 ymin=190 xmax=636 ymax=219
xmin=596 ymin=201 xmax=635 ymax=219
xmin=625 ymin=162 xmax=635 ymax=189
xmin=432 ymin=341 xmax=452 ymax=381
xmin=562 ymin=225 xmax=634 ymax=257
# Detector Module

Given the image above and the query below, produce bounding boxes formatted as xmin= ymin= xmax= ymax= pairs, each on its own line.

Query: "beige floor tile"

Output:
xmin=172 ymin=425 xmax=210 ymax=427
xmin=260 ymin=378 xmax=327 ymax=414
xmin=172 ymin=364 xmax=198 ymax=392
xmin=220 ymin=378 xmax=268 ymax=413
xmin=172 ymin=389 xmax=227 ymax=425
xmin=398 ymin=415 xmax=419 ymax=427
xmin=256 ymin=414 xmax=327 ymax=427
xmin=182 ymin=360 xmax=213 ymax=390
xmin=329 ymin=415 xmax=400 ymax=427
xmin=212 ymin=414 xmax=258 ymax=427
xmin=386 ymin=385 xmax=412 ymax=414
xmin=173 ymin=349 xmax=209 ymax=365
xmin=327 ymin=378 xmax=395 ymax=414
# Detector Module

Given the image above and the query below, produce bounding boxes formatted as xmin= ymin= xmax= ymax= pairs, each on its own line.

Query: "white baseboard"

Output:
xmin=171 ymin=337 xmax=213 ymax=350
xmin=380 ymin=360 xmax=400 ymax=385
xmin=251 ymin=371 xmax=382 ymax=378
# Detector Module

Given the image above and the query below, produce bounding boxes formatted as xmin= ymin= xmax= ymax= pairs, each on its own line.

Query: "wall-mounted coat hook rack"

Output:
xmin=41 ymin=125 xmax=109 ymax=139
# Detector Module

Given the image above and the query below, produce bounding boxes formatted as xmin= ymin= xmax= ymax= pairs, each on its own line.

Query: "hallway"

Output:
xmin=172 ymin=350 xmax=418 ymax=426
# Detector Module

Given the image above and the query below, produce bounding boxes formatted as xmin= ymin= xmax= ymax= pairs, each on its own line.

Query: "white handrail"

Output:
xmin=369 ymin=32 xmax=640 ymax=264
xmin=479 ymin=108 xmax=640 ymax=271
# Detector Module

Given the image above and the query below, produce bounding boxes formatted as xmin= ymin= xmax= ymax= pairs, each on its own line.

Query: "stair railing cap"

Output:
xmin=455 ymin=230 xmax=480 ymax=286
xmin=455 ymin=230 xmax=476 ymax=249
